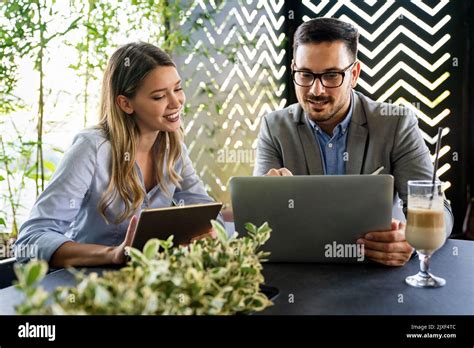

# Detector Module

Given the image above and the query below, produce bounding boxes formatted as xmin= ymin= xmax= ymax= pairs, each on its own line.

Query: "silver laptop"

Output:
xmin=230 ymin=175 xmax=393 ymax=263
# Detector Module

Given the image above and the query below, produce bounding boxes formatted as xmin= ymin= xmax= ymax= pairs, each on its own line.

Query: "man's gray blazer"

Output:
xmin=254 ymin=90 xmax=453 ymax=236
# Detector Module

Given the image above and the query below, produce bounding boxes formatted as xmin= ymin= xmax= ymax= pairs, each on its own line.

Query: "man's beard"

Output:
xmin=304 ymin=92 xmax=347 ymax=124
xmin=305 ymin=95 xmax=336 ymax=122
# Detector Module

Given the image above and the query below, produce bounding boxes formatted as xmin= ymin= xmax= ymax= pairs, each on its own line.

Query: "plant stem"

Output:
xmin=83 ymin=1 xmax=92 ymax=127
xmin=12 ymin=121 xmax=32 ymax=231
xmin=0 ymin=135 xmax=18 ymax=236
xmin=35 ymin=0 xmax=45 ymax=196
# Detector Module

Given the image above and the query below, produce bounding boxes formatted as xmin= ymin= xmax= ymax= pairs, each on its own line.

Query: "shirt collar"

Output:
xmin=307 ymin=92 xmax=354 ymax=136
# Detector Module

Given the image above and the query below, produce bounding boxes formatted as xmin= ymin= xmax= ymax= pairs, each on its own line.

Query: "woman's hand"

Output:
xmin=110 ymin=215 xmax=138 ymax=265
xmin=190 ymin=228 xmax=217 ymax=242
xmin=109 ymin=218 xmax=216 ymax=263
xmin=49 ymin=216 xmax=139 ymax=268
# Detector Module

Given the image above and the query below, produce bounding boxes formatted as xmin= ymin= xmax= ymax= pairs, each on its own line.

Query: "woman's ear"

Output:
xmin=116 ymin=95 xmax=134 ymax=115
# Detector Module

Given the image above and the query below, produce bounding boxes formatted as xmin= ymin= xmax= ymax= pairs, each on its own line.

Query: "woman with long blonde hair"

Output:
xmin=15 ymin=42 xmax=220 ymax=267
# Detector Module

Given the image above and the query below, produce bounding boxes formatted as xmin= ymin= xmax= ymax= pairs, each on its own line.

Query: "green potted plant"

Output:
xmin=14 ymin=221 xmax=275 ymax=315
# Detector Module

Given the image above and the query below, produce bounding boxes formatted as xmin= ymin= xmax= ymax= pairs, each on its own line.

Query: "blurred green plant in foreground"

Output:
xmin=14 ymin=221 xmax=273 ymax=315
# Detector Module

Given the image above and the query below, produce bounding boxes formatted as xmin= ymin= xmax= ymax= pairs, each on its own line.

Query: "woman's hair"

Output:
xmin=97 ymin=42 xmax=183 ymax=224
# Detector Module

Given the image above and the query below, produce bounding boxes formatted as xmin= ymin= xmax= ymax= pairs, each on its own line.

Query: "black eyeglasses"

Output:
xmin=292 ymin=61 xmax=356 ymax=88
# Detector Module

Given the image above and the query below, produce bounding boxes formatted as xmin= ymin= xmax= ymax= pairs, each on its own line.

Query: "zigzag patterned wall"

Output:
xmin=174 ymin=0 xmax=287 ymax=204
xmin=175 ymin=0 xmax=461 ymax=207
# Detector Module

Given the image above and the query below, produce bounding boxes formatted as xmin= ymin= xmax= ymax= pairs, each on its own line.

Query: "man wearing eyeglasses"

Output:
xmin=253 ymin=17 xmax=453 ymax=266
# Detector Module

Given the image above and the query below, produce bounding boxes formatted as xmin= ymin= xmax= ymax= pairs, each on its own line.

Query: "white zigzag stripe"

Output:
xmin=220 ymin=64 xmax=286 ymax=91
xmin=303 ymin=3 xmax=449 ymax=29
xmin=241 ymin=6 xmax=258 ymax=23
xmin=358 ymin=63 xmax=450 ymax=93
xmin=436 ymin=163 xmax=451 ymax=178
xmin=197 ymin=0 xmax=224 ymax=12
xmin=260 ymin=0 xmax=285 ymax=16
xmin=236 ymin=50 xmax=287 ymax=76
xmin=220 ymin=83 xmax=286 ymax=115
xmin=190 ymin=6 xmax=284 ymax=43
xmin=302 ymin=0 xmax=331 ymax=15
xmin=358 ymin=28 xmax=450 ymax=58
xmin=186 ymin=63 xmax=286 ymax=102
xmin=179 ymin=1 xmax=200 ymax=26
xmin=361 ymin=46 xmax=450 ymax=76
xmin=209 ymin=7 xmax=285 ymax=35
xmin=419 ymin=127 xmax=450 ymax=145
xmin=429 ymin=146 xmax=450 ymax=162
xmin=242 ymin=36 xmax=286 ymax=61
xmin=242 ymin=35 xmax=286 ymax=60
xmin=345 ymin=1 xmax=395 ymax=24
xmin=411 ymin=0 xmax=449 ymax=16
xmin=395 ymin=97 xmax=450 ymax=127
xmin=376 ymin=80 xmax=450 ymax=108
xmin=340 ymin=11 xmax=451 ymax=41
xmin=220 ymin=81 xmax=286 ymax=114
xmin=185 ymin=34 xmax=285 ymax=65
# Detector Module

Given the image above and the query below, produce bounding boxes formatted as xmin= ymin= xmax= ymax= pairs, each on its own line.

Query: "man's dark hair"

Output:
xmin=293 ymin=17 xmax=359 ymax=61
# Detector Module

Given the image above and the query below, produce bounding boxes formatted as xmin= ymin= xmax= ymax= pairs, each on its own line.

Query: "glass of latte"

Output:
xmin=405 ymin=180 xmax=446 ymax=288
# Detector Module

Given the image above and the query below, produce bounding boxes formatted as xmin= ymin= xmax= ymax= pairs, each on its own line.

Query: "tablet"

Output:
xmin=131 ymin=202 xmax=223 ymax=250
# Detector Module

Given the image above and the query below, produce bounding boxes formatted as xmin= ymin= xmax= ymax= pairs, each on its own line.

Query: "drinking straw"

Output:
xmin=430 ymin=127 xmax=443 ymax=207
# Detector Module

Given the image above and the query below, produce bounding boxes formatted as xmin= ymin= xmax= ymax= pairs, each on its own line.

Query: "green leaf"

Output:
xmin=128 ymin=247 xmax=148 ymax=265
xmin=143 ymin=239 xmax=160 ymax=260
xmin=15 ymin=261 xmax=48 ymax=287
xmin=211 ymin=219 xmax=228 ymax=244
xmin=43 ymin=160 xmax=56 ymax=173
xmin=26 ymin=262 xmax=48 ymax=286
xmin=24 ymin=164 xmax=37 ymax=180
xmin=241 ymin=267 xmax=257 ymax=275
xmin=50 ymin=146 xmax=64 ymax=154
xmin=257 ymin=222 xmax=271 ymax=233
xmin=159 ymin=235 xmax=174 ymax=250
xmin=244 ymin=222 xmax=257 ymax=234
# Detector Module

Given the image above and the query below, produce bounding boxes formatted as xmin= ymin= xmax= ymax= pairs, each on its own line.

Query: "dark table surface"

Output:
xmin=0 ymin=239 xmax=473 ymax=315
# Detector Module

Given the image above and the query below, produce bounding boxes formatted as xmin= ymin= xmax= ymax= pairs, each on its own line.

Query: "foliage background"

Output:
xmin=0 ymin=0 xmax=287 ymax=237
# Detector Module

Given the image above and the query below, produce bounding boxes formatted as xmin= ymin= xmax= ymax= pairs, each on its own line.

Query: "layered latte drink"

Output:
xmin=406 ymin=207 xmax=445 ymax=255
xmin=405 ymin=180 xmax=447 ymax=288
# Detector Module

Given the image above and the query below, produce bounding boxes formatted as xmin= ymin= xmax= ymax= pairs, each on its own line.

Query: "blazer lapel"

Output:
xmin=346 ymin=92 xmax=368 ymax=174
xmin=293 ymin=105 xmax=324 ymax=175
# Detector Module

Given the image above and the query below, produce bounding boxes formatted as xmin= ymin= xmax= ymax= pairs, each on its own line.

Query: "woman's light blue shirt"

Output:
xmin=14 ymin=128 xmax=222 ymax=262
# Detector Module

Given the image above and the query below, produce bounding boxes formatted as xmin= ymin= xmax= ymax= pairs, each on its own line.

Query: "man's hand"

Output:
xmin=265 ymin=168 xmax=293 ymax=176
xmin=357 ymin=218 xmax=414 ymax=266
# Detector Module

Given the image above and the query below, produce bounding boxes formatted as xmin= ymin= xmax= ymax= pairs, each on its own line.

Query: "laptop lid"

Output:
xmin=230 ymin=175 xmax=393 ymax=263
